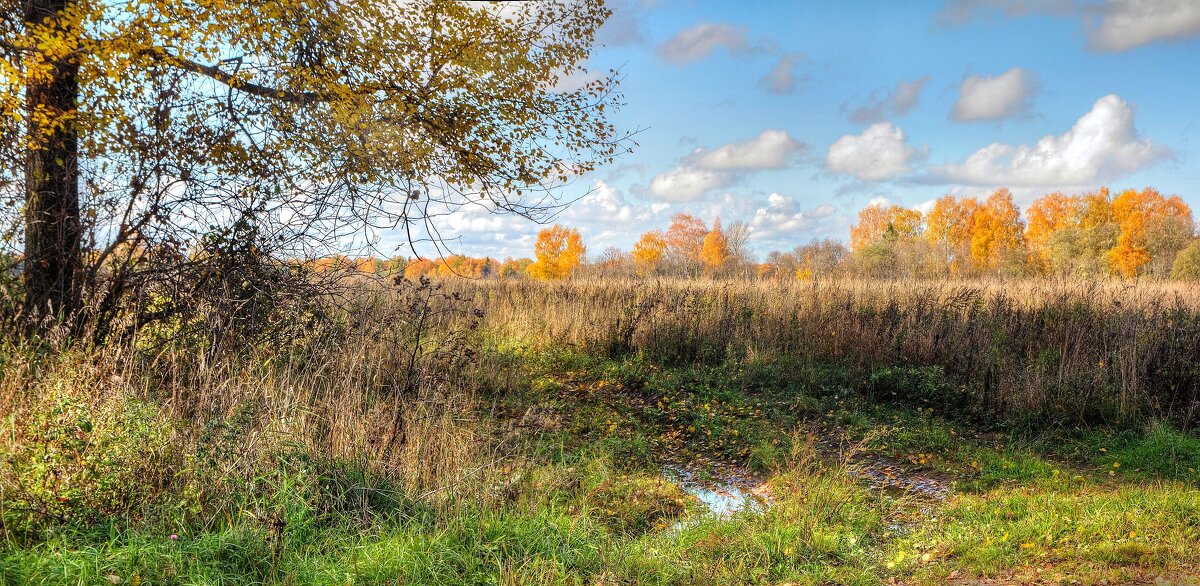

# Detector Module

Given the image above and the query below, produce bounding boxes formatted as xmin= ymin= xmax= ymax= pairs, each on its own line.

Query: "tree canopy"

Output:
xmin=1 ymin=0 xmax=628 ymax=329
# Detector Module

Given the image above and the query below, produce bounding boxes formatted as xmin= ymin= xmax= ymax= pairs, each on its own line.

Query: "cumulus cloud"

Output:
xmin=648 ymin=130 xmax=807 ymax=201
xmin=825 ymin=123 xmax=922 ymax=181
xmin=929 ymin=94 xmax=1173 ymax=186
xmin=759 ymin=53 xmax=807 ymax=94
xmin=565 ymin=181 xmax=666 ymax=225
xmin=749 ymin=193 xmax=809 ymax=234
xmin=657 ymin=23 xmax=750 ymax=64
xmin=746 ymin=193 xmax=847 ymax=245
xmin=1087 ymin=0 xmax=1200 ymax=51
xmin=845 ymin=76 xmax=931 ymax=124
xmin=690 ymin=130 xmax=806 ymax=170
xmin=952 ymin=67 xmax=1037 ymax=122
xmin=649 ymin=167 xmax=736 ymax=201
xmin=937 ymin=0 xmax=1200 ymax=52
xmin=936 ymin=0 xmax=1073 ymax=26
xmin=571 ymin=181 xmax=635 ymax=223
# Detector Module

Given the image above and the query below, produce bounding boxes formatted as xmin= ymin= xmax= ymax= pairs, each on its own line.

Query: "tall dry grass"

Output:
xmin=0 ymin=280 xmax=508 ymax=534
xmin=445 ymin=276 xmax=1200 ymax=428
xmin=4 ymin=274 xmax=1197 ymax=535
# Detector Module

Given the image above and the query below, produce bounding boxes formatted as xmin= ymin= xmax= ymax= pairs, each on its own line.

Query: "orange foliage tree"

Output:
xmin=402 ymin=255 xmax=497 ymax=280
xmin=970 ymin=189 xmax=1025 ymax=271
xmin=849 ymin=203 xmax=922 ymax=249
xmin=699 ymin=218 xmax=730 ymax=273
xmin=1025 ymin=192 xmax=1080 ymax=272
xmin=403 ymin=258 xmax=438 ymax=280
xmin=925 ymin=195 xmax=980 ymax=273
xmin=631 ymin=230 xmax=667 ymax=276
xmin=1037 ymin=188 xmax=1117 ymax=276
xmin=529 ymin=225 xmax=586 ymax=280
xmin=500 ymin=257 xmax=533 ymax=278
xmin=664 ymin=213 xmax=708 ymax=273
xmin=1109 ymin=188 xmax=1194 ymax=278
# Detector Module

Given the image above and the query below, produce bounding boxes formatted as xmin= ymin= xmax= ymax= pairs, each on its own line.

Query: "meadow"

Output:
xmin=3 ymin=276 xmax=1200 ymax=585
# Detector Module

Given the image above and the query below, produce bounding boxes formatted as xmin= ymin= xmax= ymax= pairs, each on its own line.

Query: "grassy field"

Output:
xmin=3 ymin=277 xmax=1200 ymax=585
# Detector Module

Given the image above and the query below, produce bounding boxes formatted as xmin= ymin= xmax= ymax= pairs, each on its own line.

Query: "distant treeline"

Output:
xmin=327 ymin=186 xmax=1200 ymax=282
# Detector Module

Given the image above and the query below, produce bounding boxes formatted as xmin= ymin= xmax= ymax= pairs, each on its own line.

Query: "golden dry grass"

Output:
xmin=443 ymin=276 xmax=1200 ymax=427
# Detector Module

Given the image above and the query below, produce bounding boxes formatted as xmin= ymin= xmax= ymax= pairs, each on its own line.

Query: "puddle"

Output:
xmin=663 ymin=466 xmax=771 ymax=519
xmin=846 ymin=455 xmax=951 ymax=500
xmin=681 ymin=483 xmax=762 ymax=517
xmin=817 ymin=429 xmax=952 ymax=500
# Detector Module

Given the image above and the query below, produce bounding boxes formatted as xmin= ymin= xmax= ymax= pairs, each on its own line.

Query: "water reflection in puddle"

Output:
xmin=683 ymin=484 xmax=761 ymax=517
xmin=663 ymin=467 xmax=769 ymax=520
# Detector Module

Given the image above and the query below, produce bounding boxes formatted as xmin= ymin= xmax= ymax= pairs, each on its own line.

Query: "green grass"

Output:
xmin=4 ymin=340 xmax=1200 ymax=584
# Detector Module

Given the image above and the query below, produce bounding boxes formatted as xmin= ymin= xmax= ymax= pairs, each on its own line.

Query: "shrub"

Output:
xmin=1 ymin=391 xmax=176 ymax=534
xmin=1170 ymin=239 xmax=1200 ymax=281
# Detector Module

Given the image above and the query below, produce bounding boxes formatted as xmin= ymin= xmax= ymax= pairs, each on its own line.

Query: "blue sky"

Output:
xmin=411 ymin=0 xmax=1200 ymax=260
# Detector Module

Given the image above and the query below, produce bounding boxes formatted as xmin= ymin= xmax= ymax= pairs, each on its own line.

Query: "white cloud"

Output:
xmin=691 ymin=130 xmax=806 ymax=170
xmin=951 ymin=67 xmax=1037 ymax=122
xmin=806 ymin=204 xmax=838 ymax=220
xmin=936 ymin=0 xmax=1073 ymax=26
xmin=750 ymin=193 xmax=808 ymax=234
xmin=657 ymin=23 xmax=749 ymax=64
xmin=866 ymin=196 xmax=895 ymax=208
xmin=759 ymin=53 xmax=806 ymax=94
xmin=573 ymin=181 xmax=634 ymax=223
xmin=565 ymin=180 xmax=667 ymax=225
xmin=826 ymin=123 xmax=921 ymax=181
xmin=648 ymin=130 xmax=807 ymax=201
xmin=846 ymin=76 xmax=930 ymax=124
xmin=930 ymin=94 xmax=1173 ymax=186
xmin=1087 ymin=0 xmax=1200 ymax=51
xmin=936 ymin=0 xmax=1200 ymax=52
xmin=748 ymin=193 xmax=847 ymax=244
xmin=649 ymin=166 xmax=735 ymax=201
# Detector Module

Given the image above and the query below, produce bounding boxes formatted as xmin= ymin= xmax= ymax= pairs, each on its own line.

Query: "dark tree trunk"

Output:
xmin=22 ymin=0 xmax=82 ymax=320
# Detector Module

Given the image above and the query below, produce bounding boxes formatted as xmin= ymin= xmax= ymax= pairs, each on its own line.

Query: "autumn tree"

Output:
xmin=664 ymin=212 xmax=707 ymax=275
xmin=925 ymin=195 xmax=980 ymax=274
xmin=1 ymin=0 xmax=627 ymax=330
xmin=1024 ymin=192 xmax=1078 ymax=273
xmin=848 ymin=202 xmax=922 ymax=277
xmin=699 ymin=217 xmax=729 ymax=274
xmin=723 ymin=219 xmax=753 ymax=271
xmin=970 ymin=189 xmax=1026 ymax=273
xmin=791 ymin=239 xmax=848 ymax=280
xmin=404 ymin=258 xmax=438 ymax=281
xmin=587 ymin=246 xmax=633 ymax=277
xmin=1045 ymin=189 xmax=1118 ymax=276
xmin=499 ymin=257 xmax=533 ymax=278
xmin=849 ymin=203 xmax=921 ymax=249
xmin=435 ymin=255 xmax=492 ymax=279
xmin=528 ymin=224 xmax=585 ymax=280
xmin=1109 ymin=188 xmax=1194 ymax=278
xmin=631 ymin=230 xmax=666 ymax=276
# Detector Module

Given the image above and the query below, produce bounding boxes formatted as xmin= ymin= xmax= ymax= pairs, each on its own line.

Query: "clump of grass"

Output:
xmin=897 ymin=480 xmax=1200 ymax=582
xmin=1106 ymin=423 xmax=1200 ymax=483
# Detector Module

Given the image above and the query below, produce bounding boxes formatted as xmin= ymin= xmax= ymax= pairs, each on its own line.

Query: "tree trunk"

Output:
xmin=23 ymin=0 xmax=82 ymax=320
